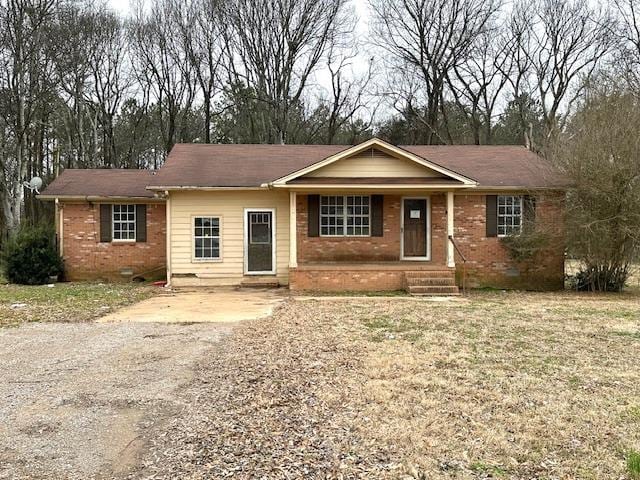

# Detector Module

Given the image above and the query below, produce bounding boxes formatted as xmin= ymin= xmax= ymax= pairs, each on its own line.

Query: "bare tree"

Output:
xmin=0 ymin=0 xmax=56 ymax=234
xmin=130 ymin=0 xmax=197 ymax=154
xmin=371 ymin=0 xmax=501 ymax=144
xmin=448 ymin=28 xmax=511 ymax=144
xmin=172 ymin=0 xmax=227 ymax=143
xmin=527 ymin=0 xmax=613 ymax=144
xmin=225 ymin=0 xmax=352 ymax=144
xmin=322 ymin=46 xmax=376 ymax=144
xmin=613 ymin=0 xmax=640 ymax=92
xmin=87 ymin=8 xmax=131 ymax=167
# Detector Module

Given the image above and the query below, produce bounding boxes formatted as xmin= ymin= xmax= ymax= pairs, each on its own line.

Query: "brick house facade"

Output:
xmin=41 ymin=138 xmax=567 ymax=292
xmin=60 ymin=202 xmax=166 ymax=281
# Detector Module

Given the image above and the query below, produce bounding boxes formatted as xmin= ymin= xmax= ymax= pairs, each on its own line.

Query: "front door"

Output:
xmin=245 ymin=209 xmax=275 ymax=274
xmin=402 ymin=198 xmax=428 ymax=259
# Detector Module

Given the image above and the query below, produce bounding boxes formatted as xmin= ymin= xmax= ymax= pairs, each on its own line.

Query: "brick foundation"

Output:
xmin=61 ymin=202 xmax=166 ymax=281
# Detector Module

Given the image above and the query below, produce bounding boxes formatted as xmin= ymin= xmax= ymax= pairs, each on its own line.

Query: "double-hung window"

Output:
xmin=194 ymin=216 xmax=221 ymax=260
xmin=112 ymin=204 xmax=136 ymax=241
xmin=320 ymin=195 xmax=370 ymax=236
xmin=497 ymin=195 xmax=523 ymax=236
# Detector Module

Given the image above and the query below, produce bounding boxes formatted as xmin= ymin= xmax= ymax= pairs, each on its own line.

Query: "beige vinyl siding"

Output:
xmin=305 ymin=148 xmax=444 ymax=178
xmin=169 ymin=190 xmax=290 ymax=286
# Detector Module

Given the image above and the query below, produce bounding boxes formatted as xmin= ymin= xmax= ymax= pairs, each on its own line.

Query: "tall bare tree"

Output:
xmin=371 ymin=0 xmax=501 ymax=144
xmin=0 ymin=0 xmax=56 ymax=233
xmin=525 ymin=0 xmax=613 ymax=144
xmin=225 ymin=0 xmax=352 ymax=144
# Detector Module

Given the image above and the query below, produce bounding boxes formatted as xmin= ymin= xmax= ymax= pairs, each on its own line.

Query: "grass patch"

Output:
xmin=470 ymin=462 xmax=507 ymax=476
xmin=613 ymin=330 xmax=640 ymax=340
xmin=0 ymin=282 xmax=157 ymax=326
xmin=628 ymin=450 xmax=640 ymax=479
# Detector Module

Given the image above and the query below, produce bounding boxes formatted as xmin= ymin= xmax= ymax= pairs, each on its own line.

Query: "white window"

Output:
xmin=194 ymin=216 xmax=221 ymax=260
xmin=320 ymin=195 xmax=370 ymax=236
xmin=113 ymin=204 xmax=136 ymax=241
xmin=497 ymin=195 xmax=523 ymax=237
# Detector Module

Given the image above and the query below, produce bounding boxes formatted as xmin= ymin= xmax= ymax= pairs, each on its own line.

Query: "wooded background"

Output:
xmin=0 ymin=0 xmax=638 ymax=241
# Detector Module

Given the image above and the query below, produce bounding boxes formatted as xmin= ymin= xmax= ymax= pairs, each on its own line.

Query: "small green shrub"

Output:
xmin=0 ymin=226 xmax=63 ymax=285
xmin=500 ymin=226 xmax=549 ymax=263
xmin=628 ymin=450 xmax=640 ymax=479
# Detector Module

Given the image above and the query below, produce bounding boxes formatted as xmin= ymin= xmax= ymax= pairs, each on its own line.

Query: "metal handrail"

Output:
xmin=448 ymin=235 xmax=467 ymax=295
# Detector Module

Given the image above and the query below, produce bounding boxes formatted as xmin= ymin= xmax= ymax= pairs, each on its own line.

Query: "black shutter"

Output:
xmin=136 ymin=204 xmax=147 ymax=242
xmin=371 ymin=195 xmax=384 ymax=237
xmin=523 ymin=195 xmax=536 ymax=229
xmin=308 ymin=195 xmax=320 ymax=237
xmin=100 ymin=204 xmax=112 ymax=242
xmin=486 ymin=195 xmax=498 ymax=237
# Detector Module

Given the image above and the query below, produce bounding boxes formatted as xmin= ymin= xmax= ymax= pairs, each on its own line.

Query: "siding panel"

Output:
xmin=305 ymin=148 xmax=444 ymax=178
xmin=170 ymin=190 xmax=290 ymax=285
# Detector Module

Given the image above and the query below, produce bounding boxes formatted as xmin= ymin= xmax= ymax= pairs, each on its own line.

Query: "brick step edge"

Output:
xmin=404 ymin=271 xmax=455 ymax=278
xmin=407 ymin=285 xmax=460 ymax=295
xmin=405 ymin=278 xmax=457 ymax=286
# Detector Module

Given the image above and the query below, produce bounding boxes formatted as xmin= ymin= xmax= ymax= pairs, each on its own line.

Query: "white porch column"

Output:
xmin=165 ymin=191 xmax=172 ymax=286
xmin=446 ymin=191 xmax=455 ymax=267
xmin=289 ymin=191 xmax=298 ymax=268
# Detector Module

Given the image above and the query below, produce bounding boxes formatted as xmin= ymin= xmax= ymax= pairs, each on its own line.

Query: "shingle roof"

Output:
xmin=40 ymin=143 xmax=568 ymax=198
xmin=149 ymin=143 xmax=566 ymax=189
xmin=40 ymin=169 xmax=157 ymax=198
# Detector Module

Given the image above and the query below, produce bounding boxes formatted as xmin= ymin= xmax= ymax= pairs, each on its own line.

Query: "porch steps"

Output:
xmin=404 ymin=270 xmax=459 ymax=296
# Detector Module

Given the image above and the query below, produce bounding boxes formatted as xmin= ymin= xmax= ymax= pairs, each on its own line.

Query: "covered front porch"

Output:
xmin=286 ymin=190 xmax=462 ymax=294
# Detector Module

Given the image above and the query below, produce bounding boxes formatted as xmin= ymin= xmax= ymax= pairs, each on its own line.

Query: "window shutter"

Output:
xmin=308 ymin=195 xmax=320 ymax=237
xmin=486 ymin=195 xmax=498 ymax=237
xmin=523 ymin=195 xmax=536 ymax=228
xmin=100 ymin=204 xmax=112 ymax=242
xmin=136 ymin=204 xmax=147 ymax=242
xmin=371 ymin=195 xmax=384 ymax=237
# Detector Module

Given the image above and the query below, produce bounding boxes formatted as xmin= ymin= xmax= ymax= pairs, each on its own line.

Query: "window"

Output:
xmin=320 ymin=195 xmax=370 ymax=236
xmin=497 ymin=195 xmax=522 ymax=236
xmin=194 ymin=217 xmax=221 ymax=260
xmin=249 ymin=212 xmax=271 ymax=244
xmin=112 ymin=204 xmax=136 ymax=241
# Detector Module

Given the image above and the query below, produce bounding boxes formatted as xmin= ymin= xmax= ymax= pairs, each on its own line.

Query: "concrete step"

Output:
xmin=240 ymin=277 xmax=280 ymax=288
xmin=405 ymin=277 xmax=457 ymax=287
xmin=407 ymin=285 xmax=460 ymax=295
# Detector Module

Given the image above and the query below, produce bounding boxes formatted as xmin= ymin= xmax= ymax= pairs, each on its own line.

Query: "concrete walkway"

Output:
xmin=98 ymin=287 xmax=286 ymax=323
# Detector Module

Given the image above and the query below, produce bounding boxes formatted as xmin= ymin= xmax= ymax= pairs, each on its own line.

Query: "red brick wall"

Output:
xmin=61 ymin=202 xmax=166 ymax=281
xmin=296 ymin=193 xmax=449 ymax=263
xmin=289 ymin=269 xmax=405 ymax=291
xmin=453 ymin=193 xmax=565 ymax=290
xmin=296 ymin=194 xmax=401 ymax=262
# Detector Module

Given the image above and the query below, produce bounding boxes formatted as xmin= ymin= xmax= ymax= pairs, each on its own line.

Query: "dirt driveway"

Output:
xmin=0 ymin=319 xmax=231 ymax=479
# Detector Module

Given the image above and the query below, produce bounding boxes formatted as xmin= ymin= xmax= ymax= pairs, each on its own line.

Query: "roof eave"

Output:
xmin=38 ymin=194 xmax=163 ymax=202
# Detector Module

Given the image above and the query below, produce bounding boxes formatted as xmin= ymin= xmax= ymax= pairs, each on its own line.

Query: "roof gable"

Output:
xmin=271 ymin=138 xmax=477 ymax=186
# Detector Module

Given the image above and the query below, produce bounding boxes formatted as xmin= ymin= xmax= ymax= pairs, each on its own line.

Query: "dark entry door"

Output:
xmin=403 ymin=198 xmax=427 ymax=258
xmin=247 ymin=210 xmax=273 ymax=273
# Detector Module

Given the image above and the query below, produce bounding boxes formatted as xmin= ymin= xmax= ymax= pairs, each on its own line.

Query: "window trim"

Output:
xmin=112 ymin=204 xmax=136 ymax=243
xmin=191 ymin=215 xmax=223 ymax=263
xmin=496 ymin=195 xmax=523 ymax=238
xmin=319 ymin=195 xmax=371 ymax=237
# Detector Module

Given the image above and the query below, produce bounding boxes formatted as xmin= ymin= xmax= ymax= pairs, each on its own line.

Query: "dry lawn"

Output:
xmin=138 ymin=290 xmax=640 ymax=479
xmin=0 ymin=282 xmax=157 ymax=327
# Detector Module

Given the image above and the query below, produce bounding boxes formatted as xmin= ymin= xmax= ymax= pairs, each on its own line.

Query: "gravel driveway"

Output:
xmin=0 ymin=321 xmax=231 ymax=480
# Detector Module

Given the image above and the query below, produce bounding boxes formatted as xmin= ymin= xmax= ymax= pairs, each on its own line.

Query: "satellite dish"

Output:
xmin=23 ymin=176 xmax=43 ymax=194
